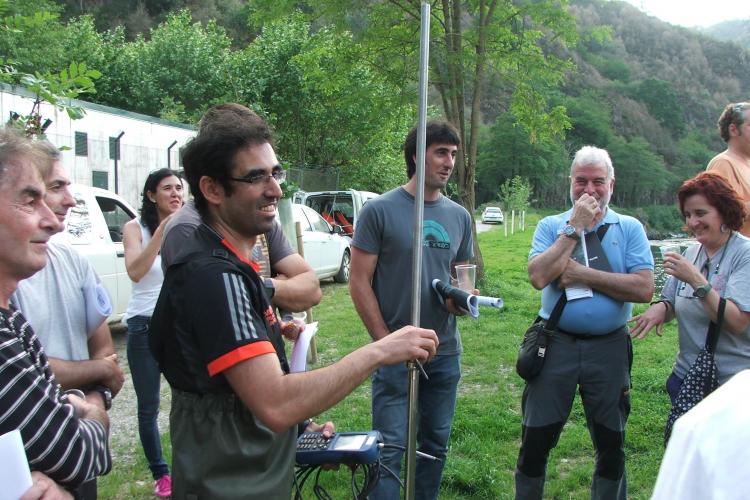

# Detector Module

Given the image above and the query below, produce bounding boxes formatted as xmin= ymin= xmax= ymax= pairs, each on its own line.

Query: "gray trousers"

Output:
xmin=515 ymin=328 xmax=632 ymax=500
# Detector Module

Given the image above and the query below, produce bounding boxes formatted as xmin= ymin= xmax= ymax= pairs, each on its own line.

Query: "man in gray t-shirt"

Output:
xmin=350 ymin=120 xmax=474 ymax=500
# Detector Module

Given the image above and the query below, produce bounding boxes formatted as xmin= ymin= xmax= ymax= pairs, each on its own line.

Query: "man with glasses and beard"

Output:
xmin=150 ymin=107 xmax=439 ymax=498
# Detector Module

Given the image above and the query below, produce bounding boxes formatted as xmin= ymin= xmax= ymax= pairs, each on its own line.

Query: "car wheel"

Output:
xmin=334 ymin=249 xmax=351 ymax=283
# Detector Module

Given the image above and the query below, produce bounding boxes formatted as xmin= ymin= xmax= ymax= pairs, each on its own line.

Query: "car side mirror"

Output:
xmin=332 ymin=224 xmax=344 ymax=235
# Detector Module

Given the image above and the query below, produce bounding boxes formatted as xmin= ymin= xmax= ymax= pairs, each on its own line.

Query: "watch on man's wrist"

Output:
xmin=692 ymin=283 xmax=712 ymax=299
xmin=263 ymin=277 xmax=275 ymax=299
xmin=92 ymin=385 xmax=112 ymax=410
xmin=558 ymin=224 xmax=580 ymax=241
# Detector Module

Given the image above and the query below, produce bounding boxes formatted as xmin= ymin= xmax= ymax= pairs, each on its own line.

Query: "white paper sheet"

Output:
xmin=0 ymin=429 xmax=32 ymax=500
xmin=290 ymin=322 xmax=319 ymax=373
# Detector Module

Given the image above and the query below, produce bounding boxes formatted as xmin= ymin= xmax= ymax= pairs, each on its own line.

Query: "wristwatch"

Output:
xmin=92 ymin=385 xmax=112 ymax=410
xmin=263 ymin=277 xmax=275 ymax=299
xmin=692 ymin=283 xmax=712 ymax=299
xmin=558 ymin=224 xmax=580 ymax=241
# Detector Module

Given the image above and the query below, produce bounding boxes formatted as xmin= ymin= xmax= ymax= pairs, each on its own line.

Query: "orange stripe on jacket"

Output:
xmin=207 ymin=341 xmax=276 ymax=376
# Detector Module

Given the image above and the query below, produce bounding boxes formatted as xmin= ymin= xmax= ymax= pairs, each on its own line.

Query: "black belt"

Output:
xmin=555 ymin=325 xmax=627 ymax=340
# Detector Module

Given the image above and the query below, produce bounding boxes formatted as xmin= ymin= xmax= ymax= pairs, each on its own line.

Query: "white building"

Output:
xmin=1 ymin=83 xmax=196 ymax=207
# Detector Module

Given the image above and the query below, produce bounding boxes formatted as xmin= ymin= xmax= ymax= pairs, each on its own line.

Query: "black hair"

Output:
xmin=182 ymin=104 xmax=273 ymax=215
xmin=139 ymin=168 xmax=180 ymax=235
xmin=403 ymin=120 xmax=461 ymax=179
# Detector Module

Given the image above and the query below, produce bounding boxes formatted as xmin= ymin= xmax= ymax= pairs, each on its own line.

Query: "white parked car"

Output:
xmin=481 ymin=206 xmax=505 ymax=224
xmin=58 ymin=185 xmax=137 ymax=323
xmin=293 ymin=204 xmax=351 ymax=283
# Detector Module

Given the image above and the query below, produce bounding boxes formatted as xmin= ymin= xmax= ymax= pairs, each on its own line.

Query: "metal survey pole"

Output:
xmin=405 ymin=3 xmax=430 ymax=499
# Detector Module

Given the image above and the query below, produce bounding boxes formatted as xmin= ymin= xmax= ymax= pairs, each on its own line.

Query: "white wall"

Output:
xmin=1 ymin=85 xmax=196 ymax=207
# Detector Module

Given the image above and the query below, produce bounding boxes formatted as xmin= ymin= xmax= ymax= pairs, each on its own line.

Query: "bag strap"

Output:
xmin=545 ymin=223 xmax=611 ymax=330
xmin=706 ymin=297 xmax=726 ymax=352
xmin=596 ymin=222 xmax=611 ymax=241
xmin=546 ymin=293 xmax=567 ymax=329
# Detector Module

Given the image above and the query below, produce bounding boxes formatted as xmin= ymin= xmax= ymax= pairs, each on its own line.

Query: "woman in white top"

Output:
xmin=122 ymin=169 xmax=183 ymax=498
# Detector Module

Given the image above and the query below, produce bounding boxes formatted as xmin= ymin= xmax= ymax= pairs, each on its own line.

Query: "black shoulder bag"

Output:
xmin=515 ymin=223 xmax=611 ymax=382
xmin=515 ymin=293 xmax=567 ymax=381
xmin=664 ymin=297 xmax=726 ymax=445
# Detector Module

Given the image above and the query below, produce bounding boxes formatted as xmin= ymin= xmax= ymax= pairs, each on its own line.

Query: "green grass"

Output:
xmin=101 ymin=213 xmax=678 ymax=498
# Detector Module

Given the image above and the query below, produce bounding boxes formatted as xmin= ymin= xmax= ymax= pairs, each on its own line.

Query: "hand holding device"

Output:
xmin=296 ymin=431 xmax=382 ymax=465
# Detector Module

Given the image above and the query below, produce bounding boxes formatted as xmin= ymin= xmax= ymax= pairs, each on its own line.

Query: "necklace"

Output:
xmin=699 ymin=232 xmax=735 ymax=277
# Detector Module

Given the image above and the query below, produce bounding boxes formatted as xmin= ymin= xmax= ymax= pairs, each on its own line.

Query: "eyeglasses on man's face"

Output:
xmin=227 ymin=167 xmax=286 ymax=185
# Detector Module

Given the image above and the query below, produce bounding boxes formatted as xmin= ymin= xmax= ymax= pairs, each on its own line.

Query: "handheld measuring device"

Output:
xmin=296 ymin=431 xmax=382 ymax=465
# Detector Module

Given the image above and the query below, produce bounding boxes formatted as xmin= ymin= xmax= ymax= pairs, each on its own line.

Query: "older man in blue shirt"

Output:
xmin=515 ymin=146 xmax=654 ymax=500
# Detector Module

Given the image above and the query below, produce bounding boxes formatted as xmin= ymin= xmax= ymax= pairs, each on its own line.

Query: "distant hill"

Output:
xmin=699 ymin=19 xmax=750 ymax=50
xmin=571 ymin=0 xmax=750 ymax=132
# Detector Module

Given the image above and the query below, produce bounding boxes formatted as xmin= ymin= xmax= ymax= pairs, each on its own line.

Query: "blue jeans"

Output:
xmin=370 ymin=354 xmax=461 ymax=500
xmin=126 ymin=316 xmax=169 ymax=480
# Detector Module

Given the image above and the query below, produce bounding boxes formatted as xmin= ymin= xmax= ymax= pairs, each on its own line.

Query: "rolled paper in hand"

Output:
xmin=475 ymin=295 xmax=504 ymax=309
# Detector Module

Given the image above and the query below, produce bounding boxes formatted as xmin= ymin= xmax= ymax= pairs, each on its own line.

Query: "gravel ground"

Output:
xmin=109 ymin=325 xmax=172 ymax=474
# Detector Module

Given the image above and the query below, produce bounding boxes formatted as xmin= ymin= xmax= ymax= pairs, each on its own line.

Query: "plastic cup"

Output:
xmin=455 ymin=264 xmax=476 ymax=292
xmin=660 ymin=244 xmax=681 ymax=259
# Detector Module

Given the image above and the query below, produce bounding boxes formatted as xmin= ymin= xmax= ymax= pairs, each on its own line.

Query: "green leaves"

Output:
xmin=499 ymin=176 xmax=532 ymax=212
xmin=1 ymin=3 xmax=103 ymax=137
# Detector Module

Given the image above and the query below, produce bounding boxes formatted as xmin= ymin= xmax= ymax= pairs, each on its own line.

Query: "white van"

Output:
xmin=57 ymin=185 xmax=137 ymax=323
xmin=294 ymin=189 xmax=379 ymax=238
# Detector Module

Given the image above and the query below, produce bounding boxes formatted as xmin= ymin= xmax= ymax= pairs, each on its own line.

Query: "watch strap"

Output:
xmin=263 ymin=277 xmax=275 ymax=298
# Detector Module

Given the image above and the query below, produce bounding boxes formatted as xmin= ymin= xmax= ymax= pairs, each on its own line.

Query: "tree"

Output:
xmin=476 ymin=113 xmax=568 ymax=208
xmin=249 ymin=0 xmax=579 ymax=276
xmin=1 ymin=1 xmax=101 ymax=138
xmin=230 ymin=14 xmax=413 ymax=193
xmin=607 ymin=135 xmax=673 ymax=206
xmin=94 ymin=10 xmax=233 ymax=121
xmin=0 ymin=0 xmax=66 ymax=75
xmin=499 ymin=175 xmax=531 ymax=213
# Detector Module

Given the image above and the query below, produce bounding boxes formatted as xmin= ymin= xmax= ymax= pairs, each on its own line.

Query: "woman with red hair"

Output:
xmin=631 ymin=172 xmax=750 ymax=402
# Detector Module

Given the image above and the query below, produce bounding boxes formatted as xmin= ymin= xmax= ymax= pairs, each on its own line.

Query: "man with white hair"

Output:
xmin=514 ymin=146 xmax=654 ymax=500
xmin=12 ymin=140 xmax=123 ymax=499
xmin=0 ymin=128 xmax=111 ymax=490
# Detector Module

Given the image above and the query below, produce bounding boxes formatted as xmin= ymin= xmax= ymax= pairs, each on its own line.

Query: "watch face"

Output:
xmin=693 ymin=285 xmax=710 ymax=298
xmin=562 ymin=225 xmax=578 ymax=239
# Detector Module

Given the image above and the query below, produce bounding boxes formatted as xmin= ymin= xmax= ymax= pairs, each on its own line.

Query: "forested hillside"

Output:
xmin=4 ymin=0 xmax=749 ymax=220
xmin=701 ymin=19 xmax=750 ymax=50
xmin=477 ymin=0 xmax=750 ymax=210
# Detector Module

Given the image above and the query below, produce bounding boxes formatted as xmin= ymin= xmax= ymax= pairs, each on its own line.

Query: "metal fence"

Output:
xmin=287 ymin=167 xmax=340 ymax=192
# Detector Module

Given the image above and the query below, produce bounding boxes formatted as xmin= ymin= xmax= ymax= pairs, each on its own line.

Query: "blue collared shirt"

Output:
xmin=530 ymin=208 xmax=654 ymax=334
